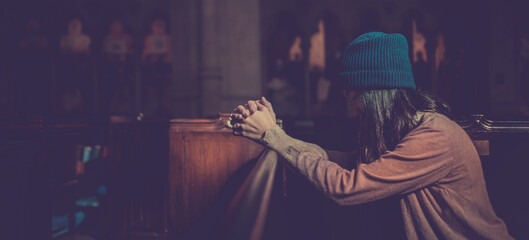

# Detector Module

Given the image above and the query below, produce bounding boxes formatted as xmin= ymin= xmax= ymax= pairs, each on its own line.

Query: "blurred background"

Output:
xmin=2 ymin=0 xmax=529 ymax=239
xmin=1 ymin=0 xmax=529 ymax=120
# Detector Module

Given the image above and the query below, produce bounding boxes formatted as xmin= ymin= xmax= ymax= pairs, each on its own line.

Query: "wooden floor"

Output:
xmin=55 ymin=232 xmax=167 ymax=240
xmin=55 ymin=234 xmax=95 ymax=240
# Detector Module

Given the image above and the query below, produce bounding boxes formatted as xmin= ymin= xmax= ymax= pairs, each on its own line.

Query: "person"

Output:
xmin=229 ymin=32 xmax=512 ymax=239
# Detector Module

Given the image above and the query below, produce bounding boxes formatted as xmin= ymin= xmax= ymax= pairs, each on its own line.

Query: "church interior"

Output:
xmin=2 ymin=0 xmax=529 ymax=239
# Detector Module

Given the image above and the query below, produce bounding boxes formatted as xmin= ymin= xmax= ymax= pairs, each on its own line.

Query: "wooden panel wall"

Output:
xmin=108 ymin=116 xmax=168 ymax=234
xmin=1 ymin=118 xmax=47 ymax=240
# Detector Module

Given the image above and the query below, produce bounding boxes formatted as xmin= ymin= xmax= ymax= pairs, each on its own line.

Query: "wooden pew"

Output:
xmin=458 ymin=114 xmax=529 ymax=239
xmin=168 ymin=114 xmax=267 ymax=234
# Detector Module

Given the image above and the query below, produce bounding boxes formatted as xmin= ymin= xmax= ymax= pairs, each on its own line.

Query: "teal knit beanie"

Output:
xmin=339 ymin=32 xmax=416 ymax=90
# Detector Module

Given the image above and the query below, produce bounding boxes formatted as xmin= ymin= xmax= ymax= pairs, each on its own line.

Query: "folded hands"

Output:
xmin=228 ymin=96 xmax=277 ymax=141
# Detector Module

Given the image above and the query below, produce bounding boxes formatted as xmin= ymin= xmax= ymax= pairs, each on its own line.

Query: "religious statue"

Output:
xmin=57 ymin=18 xmax=92 ymax=113
xmin=15 ymin=19 xmax=50 ymax=115
xmin=19 ymin=19 xmax=48 ymax=52
xmin=141 ymin=18 xmax=172 ymax=115
xmin=100 ymin=20 xmax=134 ymax=114
xmin=142 ymin=18 xmax=171 ymax=63
xmin=60 ymin=18 xmax=91 ymax=55
xmin=412 ymin=19 xmax=428 ymax=64
xmin=103 ymin=20 xmax=133 ymax=63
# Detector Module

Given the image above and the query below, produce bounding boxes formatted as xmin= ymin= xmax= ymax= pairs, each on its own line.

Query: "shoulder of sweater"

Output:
xmin=406 ymin=112 xmax=461 ymax=142
xmin=417 ymin=112 xmax=454 ymax=130
xmin=413 ymin=112 xmax=469 ymax=150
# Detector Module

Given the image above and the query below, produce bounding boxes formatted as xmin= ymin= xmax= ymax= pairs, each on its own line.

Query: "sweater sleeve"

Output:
xmin=268 ymin=131 xmax=356 ymax=169
xmin=261 ymin=122 xmax=453 ymax=206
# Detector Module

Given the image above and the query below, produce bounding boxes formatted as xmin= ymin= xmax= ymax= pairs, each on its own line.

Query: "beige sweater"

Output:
xmin=261 ymin=112 xmax=512 ymax=240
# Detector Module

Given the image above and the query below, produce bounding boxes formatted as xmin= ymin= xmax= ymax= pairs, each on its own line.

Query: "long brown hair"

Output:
xmin=356 ymin=89 xmax=450 ymax=164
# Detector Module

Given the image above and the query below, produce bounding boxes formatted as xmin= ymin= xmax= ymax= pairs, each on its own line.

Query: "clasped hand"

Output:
xmin=228 ymin=97 xmax=277 ymax=141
